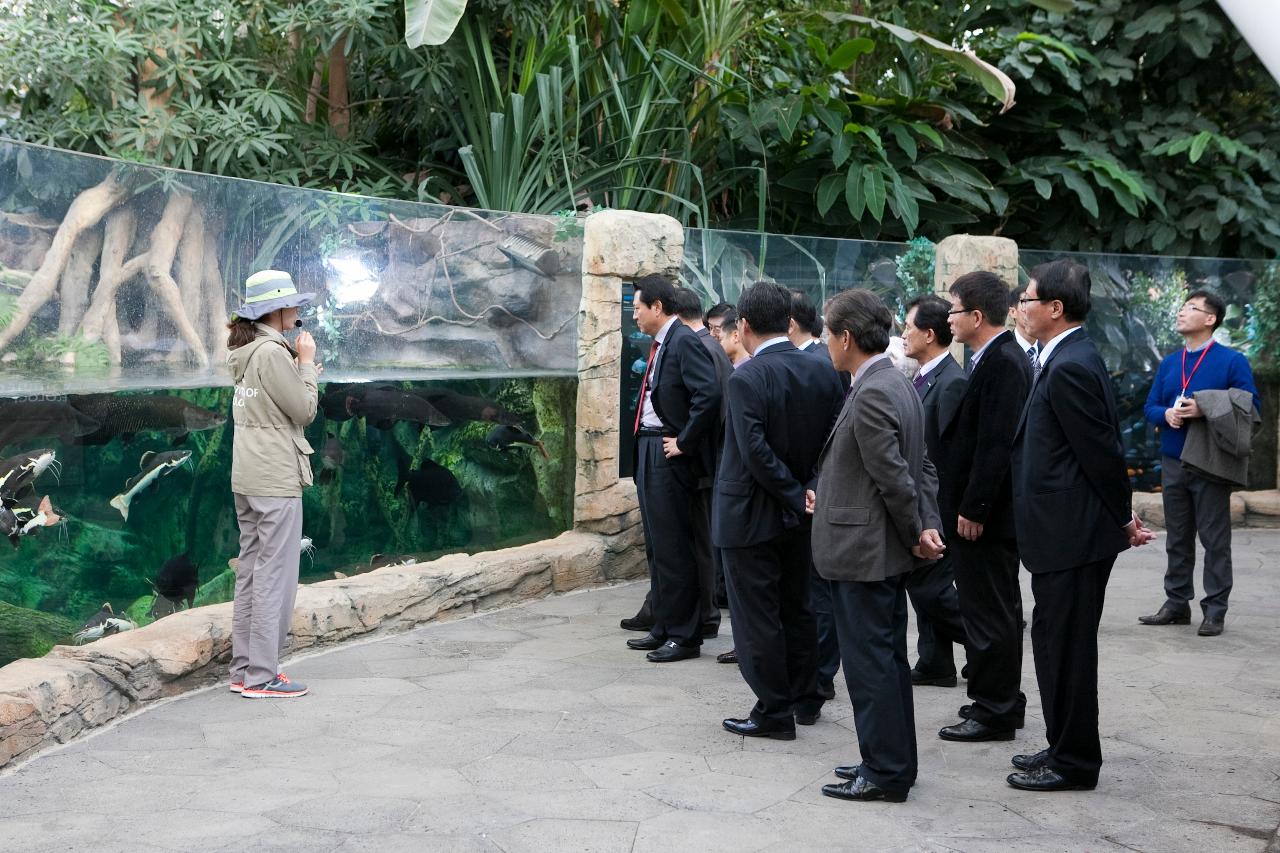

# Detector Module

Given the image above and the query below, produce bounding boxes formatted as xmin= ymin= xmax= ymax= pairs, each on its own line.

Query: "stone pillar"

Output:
xmin=933 ymin=235 xmax=1020 ymax=362
xmin=573 ymin=210 xmax=683 ymax=534
xmin=933 ymin=235 xmax=1020 ymax=293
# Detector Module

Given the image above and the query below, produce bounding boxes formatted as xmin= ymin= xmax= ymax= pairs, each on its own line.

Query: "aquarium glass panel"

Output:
xmin=0 ymin=141 xmax=580 ymax=666
xmin=0 ymin=140 xmax=582 ymax=395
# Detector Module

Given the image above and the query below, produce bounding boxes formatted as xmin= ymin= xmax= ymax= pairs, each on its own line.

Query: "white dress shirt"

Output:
xmin=640 ymin=316 xmax=680 ymax=428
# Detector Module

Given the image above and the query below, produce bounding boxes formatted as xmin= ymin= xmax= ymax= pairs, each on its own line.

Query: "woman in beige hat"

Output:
xmin=225 ymin=269 xmax=320 ymax=699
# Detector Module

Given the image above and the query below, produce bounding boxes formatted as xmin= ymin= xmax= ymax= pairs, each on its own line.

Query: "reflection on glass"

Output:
xmin=0 ymin=140 xmax=582 ymax=396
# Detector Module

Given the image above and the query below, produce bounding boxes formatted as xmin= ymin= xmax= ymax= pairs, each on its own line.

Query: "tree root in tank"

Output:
xmin=0 ymin=171 xmax=132 ymax=352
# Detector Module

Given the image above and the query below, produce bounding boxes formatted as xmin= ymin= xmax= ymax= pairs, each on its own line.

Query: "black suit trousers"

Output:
xmin=634 ymin=436 xmax=702 ymax=647
xmin=1030 ymin=556 xmax=1114 ymax=786
xmin=808 ymin=563 xmax=841 ymax=688
xmin=722 ymin=526 xmax=821 ymax=722
xmin=905 ymin=552 xmax=967 ymax=676
xmin=830 ymin=574 xmax=917 ymax=794
xmin=952 ymin=536 xmax=1026 ymax=728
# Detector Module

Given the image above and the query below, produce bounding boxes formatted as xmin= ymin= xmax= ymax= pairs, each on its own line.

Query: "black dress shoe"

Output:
xmin=1138 ymin=603 xmax=1191 ymax=626
xmin=794 ymin=707 xmax=821 ymax=726
xmin=817 ymin=681 xmax=836 ymax=700
xmin=646 ymin=641 xmax=699 ymax=662
xmin=620 ymin=616 xmax=654 ymax=632
xmin=961 ymin=664 xmax=970 ymax=679
xmin=1007 ymin=764 xmax=1095 ymax=792
xmin=626 ymin=633 xmax=663 ymax=650
xmin=821 ymin=776 xmax=907 ymax=803
xmin=1198 ymin=617 xmax=1224 ymax=636
xmin=1011 ymin=749 xmax=1049 ymax=771
xmin=910 ymin=668 xmax=958 ymax=688
xmin=716 ymin=648 xmax=738 ymax=664
xmin=833 ymin=764 xmax=861 ymax=781
xmin=939 ymin=718 xmax=1016 ymax=742
xmin=701 ymin=623 xmax=719 ymax=639
xmin=722 ymin=717 xmax=796 ymax=741
xmin=958 ymin=704 xmax=1025 ymax=729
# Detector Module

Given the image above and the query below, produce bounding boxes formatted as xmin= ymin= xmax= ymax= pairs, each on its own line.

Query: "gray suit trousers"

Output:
xmin=231 ymin=494 xmax=303 ymax=688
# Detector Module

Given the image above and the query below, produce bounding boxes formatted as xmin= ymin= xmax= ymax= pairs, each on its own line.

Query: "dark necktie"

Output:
xmin=1027 ymin=344 xmax=1037 ymax=365
xmin=1032 ymin=353 xmax=1044 ymax=384
xmin=912 ymin=371 xmax=927 ymax=395
xmin=633 ymin=340 xmax=659 ymax=435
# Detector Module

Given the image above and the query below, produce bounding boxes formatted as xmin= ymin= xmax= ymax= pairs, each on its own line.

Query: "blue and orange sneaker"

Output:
xmin=241 ymin=673 xmax=308 ymax=699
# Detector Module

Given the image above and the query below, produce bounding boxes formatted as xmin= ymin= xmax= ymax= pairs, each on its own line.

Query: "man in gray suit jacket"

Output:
xmin=808 ymin=289 xmax=945 ymax=803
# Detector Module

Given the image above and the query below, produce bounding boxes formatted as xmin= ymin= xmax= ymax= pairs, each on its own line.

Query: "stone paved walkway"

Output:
xmin=3 ymin=531 xmax=1280 ymax=853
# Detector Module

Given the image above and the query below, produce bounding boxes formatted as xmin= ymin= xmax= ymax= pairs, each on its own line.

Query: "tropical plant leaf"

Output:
xmin=404 ymin=0 xmax=469 ymax=48
xmin=817 ymin=13 xmax=1017 ymax=113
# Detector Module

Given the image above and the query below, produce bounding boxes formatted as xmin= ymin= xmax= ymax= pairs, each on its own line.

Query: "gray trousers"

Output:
xmin=231 ymin=494 xmax=303 ymax=688
xmin=1161 ymin=456 xmax=1233 ymax=619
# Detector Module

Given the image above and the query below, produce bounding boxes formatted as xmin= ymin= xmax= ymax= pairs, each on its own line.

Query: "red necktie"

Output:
xmin=633 ymin=340 xmax=659 ymax=435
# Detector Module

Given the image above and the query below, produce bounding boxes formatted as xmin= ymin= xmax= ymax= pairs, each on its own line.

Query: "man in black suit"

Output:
xmin=628 ymin=275 xmax=723 ymax=662
xmin=936 ymin=272 xmax=1031 ymax=743
xmin=622 ymin=289 xmax=730 ymax=639
xmin=788 ymin=290 xmax=844 ymax=700
xmin=900 ymin=295 xmax=969 ymax=690
xmin=1008 ymin=260 xmax=1155 ymax=790
xmin=715 ymin=282 xmax=845 ymax=740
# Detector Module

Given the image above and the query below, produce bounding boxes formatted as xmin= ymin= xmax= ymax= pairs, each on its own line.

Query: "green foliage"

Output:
xmin=894 ymin=236 xmax=936 ymax=306
xmin=1127 ymin=271 xmax=1188 ymax=355
xmin=1 ymin=0 xmax=1277 ymax=254
xmin=1247 ymin=262 xmax=1280 ymax=372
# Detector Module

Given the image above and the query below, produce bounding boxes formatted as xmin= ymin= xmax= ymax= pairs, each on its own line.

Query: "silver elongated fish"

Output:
xmin=109 ymin=450 xmax=192 ymax=521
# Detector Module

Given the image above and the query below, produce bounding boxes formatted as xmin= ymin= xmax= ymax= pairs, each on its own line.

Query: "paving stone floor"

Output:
xmin=2 ymin=530 xmax=1279 ymax=852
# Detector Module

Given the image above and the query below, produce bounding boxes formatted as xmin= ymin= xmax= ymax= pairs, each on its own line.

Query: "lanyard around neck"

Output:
xmin=1180 ymin=340 xmax=1214 ymax=396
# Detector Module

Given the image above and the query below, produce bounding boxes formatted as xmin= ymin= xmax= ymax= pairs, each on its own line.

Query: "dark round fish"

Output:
xmin=396 ymin=458 xmax=463 ymax=508
xmin=153 ymin=552 xmax=198 ymax=609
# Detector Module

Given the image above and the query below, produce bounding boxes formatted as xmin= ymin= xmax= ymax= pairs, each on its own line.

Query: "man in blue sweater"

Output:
xmin=1140 ymin=290 xmax=1261 ymax=637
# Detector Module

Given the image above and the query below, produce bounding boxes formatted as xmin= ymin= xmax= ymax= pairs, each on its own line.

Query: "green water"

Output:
xmin=0 ymin=376 xmax=577 ymax=666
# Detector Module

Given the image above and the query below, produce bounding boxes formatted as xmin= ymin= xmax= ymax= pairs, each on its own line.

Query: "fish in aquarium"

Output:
xmin=0 ymin=448 xmax=59 ymax=499
xmin=369 ymin=553 xmax=417 ymax=569
xmin=0 ymin=399 xmax=99 ymax=451
xmin=148 ymin=552 xmax=199 ymax=617
xmin=7 ymin=494 xmax=64 ymax=540
xmin=319 ymin=383 xmax=362 ymax=422
xmin=486 ymin=424 xmax=549 ymax=459
xmin=73 ymin=603 xmax=137 ymax=644
xmin=317 ymin=431 xmax=344 ymax=486
xmin=67 ymin=393 xmax=226 ymax=447
xmin=345 ymin=387 xmax=451 ymax=429
xmin=409 ymin=388 xmax=521 ymax=426
xmin=109 ymin=449 xmax=193 ymax=521
xmin=395 ymin=457 xmax=464 ymax=510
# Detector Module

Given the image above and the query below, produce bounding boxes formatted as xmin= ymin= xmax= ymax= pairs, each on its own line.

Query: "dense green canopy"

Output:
xmin=1 ymin=0 xmax=1277 ymax=256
